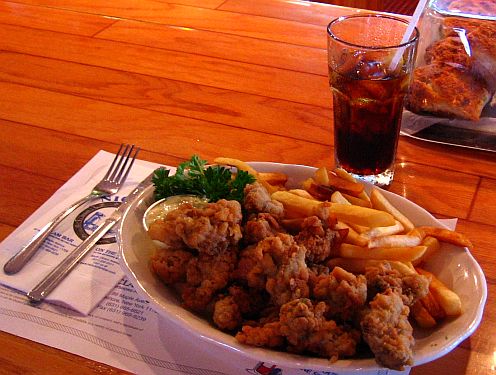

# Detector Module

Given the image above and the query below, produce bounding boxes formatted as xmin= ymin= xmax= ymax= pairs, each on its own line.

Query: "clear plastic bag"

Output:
xmin=404 ymin=0 xmax=496 ymax=122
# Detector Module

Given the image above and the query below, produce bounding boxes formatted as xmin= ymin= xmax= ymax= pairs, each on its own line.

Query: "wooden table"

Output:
xmin=0 ymin=0 xmax=494 ymax=374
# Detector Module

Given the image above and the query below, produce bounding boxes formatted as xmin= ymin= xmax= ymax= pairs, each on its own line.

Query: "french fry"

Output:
xmin=368 ymin=234 xmax=424 ymax=249
xmin=331 ymin=191 xmax=350 ymax=205
xmin=307 ymin=181 xmax=365 ymax=203
xmin=333 ymin=168 xmax=371 ymax=202
xmin=326 ymin=174 xmax=365 ymax=197
xmin=271 ymin=191 xmax=321 ymax=219
xmin=213 ymin=157 xmax=258 ymax=176
xmin=314 ymin=166 xmax=330 ymax=185
xmin=333 ymin=167 xmax=356 ymax=182
xmin=412 ymin=236 xmax=440 ymax=266
xmin=330 ymin=192 xmax=372 ymax=232
xmin=419 ymin=291 xmax=447 ymax=321
xmin=338 ymin=243 xmax=427 ymax=262
xmin=335 ymin=221 xmax=368 ymax=247
xmin=327 ymin=203 xmax=395 ymax=228
xmin=214 ymin=157 xmax=279 ymax=194
xmin=402 ymin=261 xmax=417 ymax=273
xmin=367 ymin=228 xmax=425 ymax=249
xmin=414 ymin=236 xmax=441 ymax=265
xmin=417 ymin=226 xmax=473 ymax=250
xmin=330 ymin=193 xmax=371 ymax=225
xmin=370 ymin=188 xmax=415 ymax=233
xmin=258 ymin=172 xmax=288 ymax=186
xmin=391 ymin=261 xmax=417 ymax=275
xmin=411 ymin=301 xmax=437 ymax=328
xmin=341 ymin=193 xmax=372 ymax=208
xmin=358 ymin=191 xmax=371 ymax=203
xmin=272 ymin=191 xmax=395 ymax=227
xmin=310 ymin=167 xmax=365 ymax=197
xmin=362 ymin=221 xmax=404 ymax=240
xmin=416 ymin=268 xmax=462 ymax=317
xmin=331 ymin=191 xmax=393 ymax=226
xmin=347 ymin=223 xmax=370 ymax=234
xmin=288 ymin=189 xmax=317 ymax=200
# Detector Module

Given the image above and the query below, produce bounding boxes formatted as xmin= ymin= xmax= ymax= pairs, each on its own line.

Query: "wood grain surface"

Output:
xmin=0 ymin=0 xmax=495 ymax=374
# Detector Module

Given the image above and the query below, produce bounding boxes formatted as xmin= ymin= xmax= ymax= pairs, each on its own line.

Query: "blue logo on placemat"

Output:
xmin=73 ymin=201 xmax=121 ymax=244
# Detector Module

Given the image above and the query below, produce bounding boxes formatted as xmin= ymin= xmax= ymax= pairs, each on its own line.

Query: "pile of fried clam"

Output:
xmin=146 ymin=157 xmax=469 ymax=370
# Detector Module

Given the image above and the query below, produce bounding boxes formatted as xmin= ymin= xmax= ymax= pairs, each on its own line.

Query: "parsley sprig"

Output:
xmin=152 ymin=155 xmax=255 ymax=202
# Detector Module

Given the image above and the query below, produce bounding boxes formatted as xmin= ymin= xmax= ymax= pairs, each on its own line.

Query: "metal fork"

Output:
xmin=3 ymin=144 xmax=140 ymax=275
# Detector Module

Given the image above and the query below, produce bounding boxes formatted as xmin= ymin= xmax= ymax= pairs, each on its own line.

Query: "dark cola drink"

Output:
xmin=327 ymin=14 xmax=419 ymax=186
xmin=330 ymin=59 xmax=409 ymax=181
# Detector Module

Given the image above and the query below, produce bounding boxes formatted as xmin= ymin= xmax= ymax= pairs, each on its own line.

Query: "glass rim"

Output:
xmin=327 ymin=13 xmax=419 ymax=50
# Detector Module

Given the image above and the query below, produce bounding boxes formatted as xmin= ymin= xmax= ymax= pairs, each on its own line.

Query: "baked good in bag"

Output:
xmin=405 ymin=63 xmax=490 ymax=121
xmin=406 ymin=12 xmax=496 ymax=121
xmin=424 ymin=37 xmax=472 ymax=68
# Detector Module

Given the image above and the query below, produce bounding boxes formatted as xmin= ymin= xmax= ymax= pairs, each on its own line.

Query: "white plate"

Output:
xmin=117 ymin=162 xmax=487 ymax=371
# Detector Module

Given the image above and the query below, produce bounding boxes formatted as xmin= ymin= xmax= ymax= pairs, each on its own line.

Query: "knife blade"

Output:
xmin=27 ymin=168 xmax=162 ymax=303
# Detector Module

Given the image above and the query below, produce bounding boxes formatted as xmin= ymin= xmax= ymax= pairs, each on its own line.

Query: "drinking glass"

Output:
xmin=327 ymin=14 xmax=419 ymax=186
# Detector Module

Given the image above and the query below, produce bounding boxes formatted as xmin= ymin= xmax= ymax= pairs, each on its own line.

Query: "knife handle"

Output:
xmin=27 ymin=218 xmax=117 ymax=303
xmin=3 ymin=194 xmax=97 ymax=275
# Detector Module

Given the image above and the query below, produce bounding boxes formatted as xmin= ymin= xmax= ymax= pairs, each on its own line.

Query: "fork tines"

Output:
xmin=105 ymin=144 xmax=140 ymax=183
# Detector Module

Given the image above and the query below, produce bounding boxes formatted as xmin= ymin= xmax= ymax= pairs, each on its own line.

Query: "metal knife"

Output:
xmin=402 ymin=123 xmax=496 ymax=152
xmin=27 ymin=169 xmax=161 ymax=303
